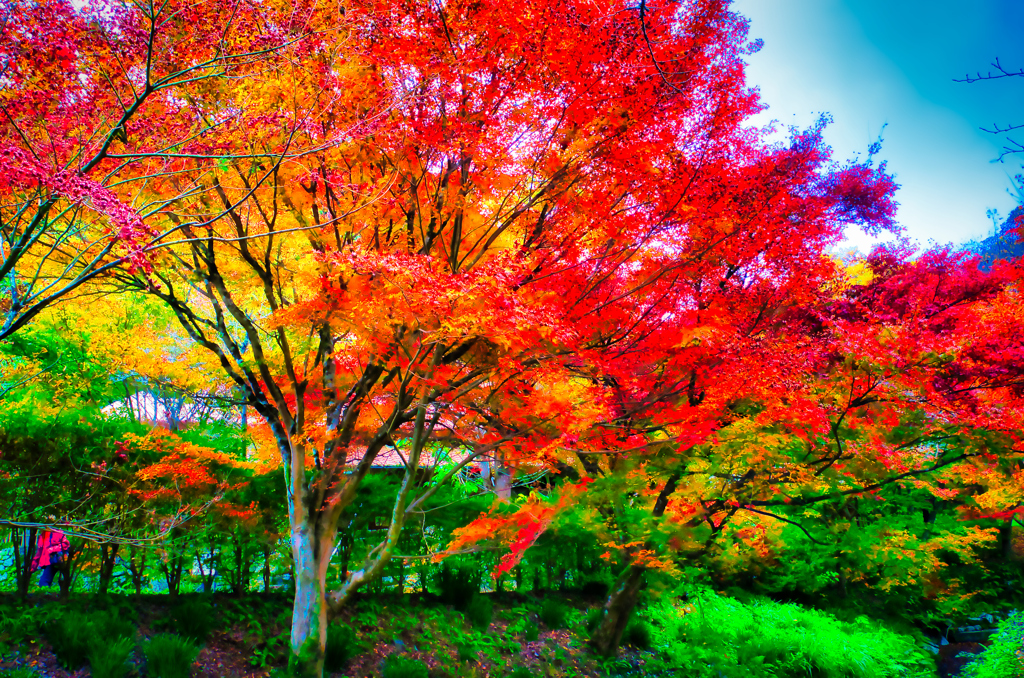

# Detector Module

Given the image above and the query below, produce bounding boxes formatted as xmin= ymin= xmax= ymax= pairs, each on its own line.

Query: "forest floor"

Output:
xmin=0 ymin=591 xmax=646 ymax=678
xmin=0 ymin=591 xmax=989 ymax=678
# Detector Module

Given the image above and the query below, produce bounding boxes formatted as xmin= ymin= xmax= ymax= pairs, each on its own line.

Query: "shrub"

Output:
xmin=585 ymin=608 xmax=603 ymax=633
xmin=506 ymin=669 xmax=533 ymax=678
xmin=649 ymin=590 xmax=935 ymax=678
xmin=47 ymin=611 xmax=97 ymax=669
xmin=324 ymin=624 xmax=358 ymax=672
xmin=436 ymin=564 xmax=481 ymax=610
xmin=456 ymin=640 xmax=478 ymax=663
xmin=88 ymin=636 xmax=135 ymax=678
xmin=540 ymin=599 xmax=569 ymax=630
xmin=960 ymin=611 xmax=1024 ymax=678
xmin=0 ymin=668 xmax=40 ymax=678
xmin=172 ymin=598 xmax=214 ymax=643
xmin=522 ymin=621 xmax=539 ymax=642
xmin=465 ymin=595 xmax=493 ymax=631
xmin=1 ymin=604 xmax=59 ymax=655
xmin=623 ymin=620 xmax=652 ymax=649
xmin=91 ymin=610 xmax=136 ymax=644
xmin=144 ymin=633 xmax=202 ymax=678
xmin=382 ymin=654 xmax=429 ymax=678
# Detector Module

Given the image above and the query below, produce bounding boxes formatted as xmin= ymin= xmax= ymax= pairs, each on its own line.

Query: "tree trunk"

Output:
xmin=195 ymin=543 xmax=218 ymax=592
xmin=288 ymin=521 xmax=332 ymax=678
xmin=57 ymin=542 xmax=82 ymax=600
xmin=98 ymin=543 xmax=120 ymax=595
xmin=590 ymin=473 xmax=679 ymax=656
xmin=127 ymin=545 xmax=147 ymax=595
xmin=162 ymin=549 xmax=186 ymax=597
xmin=999 ymin=515 xmax=1017 ymax=560
xmin=263 ymin=543 xmax=272 ymax=592
xmin=229 ymin=532 xmax=251 ymax=594
xmin=13 ymin=527 xmax=37 ymax=599
xmin=590 ymin=564 xmax=646 ymax=656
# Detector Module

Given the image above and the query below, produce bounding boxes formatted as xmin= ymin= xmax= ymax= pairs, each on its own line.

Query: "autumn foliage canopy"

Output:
xmin=3 ymin=0 xmax=1023 ymax=672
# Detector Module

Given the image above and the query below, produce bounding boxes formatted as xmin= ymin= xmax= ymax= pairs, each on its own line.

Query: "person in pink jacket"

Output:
xmin=30 ymin=530 xmax=70 ymax=587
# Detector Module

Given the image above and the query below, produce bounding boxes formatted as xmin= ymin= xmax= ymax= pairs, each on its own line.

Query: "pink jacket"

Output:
xmin=30 ymin=530 xmax=70 ymax=572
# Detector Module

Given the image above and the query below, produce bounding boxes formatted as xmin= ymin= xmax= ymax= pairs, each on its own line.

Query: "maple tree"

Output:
xmin=562 ymin=245 xmax=1024 ymax=652
xmin=84 ymin=0 xmax=912 ymax=672
xmin=24 ymin=0 xmax=1023 ymax=672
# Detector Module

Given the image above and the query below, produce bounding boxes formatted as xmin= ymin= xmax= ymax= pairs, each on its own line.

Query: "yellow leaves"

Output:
xmin=675 ymin=325 xmax=716 ymax=349
xmin=844 ymin=260 xmax=874 ymax=287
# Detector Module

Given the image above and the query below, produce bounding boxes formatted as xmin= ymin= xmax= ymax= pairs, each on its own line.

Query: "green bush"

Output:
xmin=522 ymin=621 xmax=539 ymax=642
xmin=585 ymin=608 xmax=603 ymax=633
xmin=960 ymin=611 xmax=1024 ymax=678
xmin=506 ymin=669 xmax=533 ymax=678
xmin=144 ymin=633 xmax=202 ymax=678
xmin=172 ymin=598 xmax=214 ymax=643
xmin=540 ymin=599 xmax=570 ymax=630
xmin=456 ymin=639 xmax=478 ymax=663
xmin=382 ymin=654 xmax=429 ymax=678
xmin=436 ymin=564 xmax=481 ymax=610
xmin=88 ymin=636 xmax=135 ymax=678
xmin=324 ymin=623 xmax=358 ymax=672
xmin=0 ymin=604 xmax=59 ymax=655
xmin=623 ymin=620 xmax=651 ymax=649
xmin=47 ymin=611 xmax=105 ymax=669
xmin=648 ymin=590 xmax=935 ymax=678
xmin=0 ymin=668 xmax=40 ymax=678
xmin=92 ymin=610 xmax=137 ymax=644
xmin=465 ymin=594 xmax=493 ymax=631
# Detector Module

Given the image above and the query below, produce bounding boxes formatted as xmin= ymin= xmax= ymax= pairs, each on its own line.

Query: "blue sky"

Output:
xmin=732 ymin=0 xmax=1024 ymax=252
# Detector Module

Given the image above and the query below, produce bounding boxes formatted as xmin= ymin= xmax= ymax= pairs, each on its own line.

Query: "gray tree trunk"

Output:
xmin=289 ymin=522 xmax=332 ymax=678
xmin=590 ymin=564 xmax=646 ymax=656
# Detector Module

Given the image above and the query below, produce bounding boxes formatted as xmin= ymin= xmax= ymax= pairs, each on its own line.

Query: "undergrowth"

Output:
xmin=87 ymin=636 xmax=134 ymax=678
xmin=46 ymin=610 xmax=135 ymax=670
xmin=0 ymin=668 xmax=39 ymax=678
xmin=959 ymin=610 xmax=1024 ymax=678
xmin=641 ymin=590 xmax=937 ymax=678
xmin=324 ymin=623 xmax=358 ymax=672
xmin=145 ymin=633 xmax=202 ymax=678
xmin=382 ymin=654 xmax=429 ymax=678
xmin=540 ymin=598 xmax=570 ymax=630
xmin=171 ymin=597 xmax=214 ymax=642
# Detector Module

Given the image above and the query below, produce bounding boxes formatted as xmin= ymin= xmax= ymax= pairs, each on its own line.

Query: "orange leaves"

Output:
xmin=137 ymin=455 xmax=217 ymax=491
xmin=130 ymin=429 xmax=254 ymax=503
xmin=442 ymin=478 xmax=593 ymax=577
